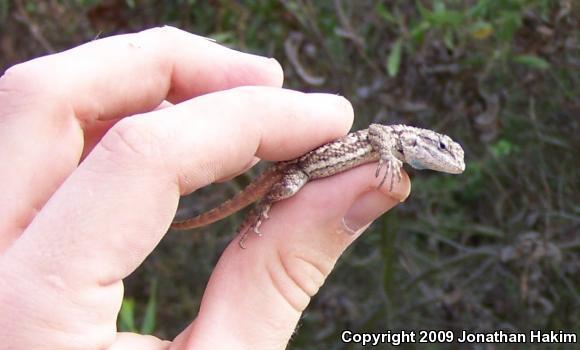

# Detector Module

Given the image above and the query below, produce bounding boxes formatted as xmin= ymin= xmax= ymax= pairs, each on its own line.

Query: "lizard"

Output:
xmin=171 ymin=124 xmax=465 ymax=248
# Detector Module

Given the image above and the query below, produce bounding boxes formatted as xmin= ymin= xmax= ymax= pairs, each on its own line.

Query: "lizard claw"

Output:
xmin=253 ymin=221 xmax=262 ymax=236
xmin=375 ymin=159 xmax=384 ymax=178
xmin=239 ymin=215 xmax=263 ymax=248
xmin=378 ymin=167 xmax=389 ymax=188
xmin=252 ymin=203 xmax=271 ymax=236
xmin=262 ymin=206 xmax=270 ymax=220
xmin=376 ymin=158 xmax=391 ymax=189
xmin=238 ymin=232 xmax=248 ymax=249
xmin=238 ymin=223 xmax=252 ymax=249
xmin=238 ymin=201 xmax=271 ymax=248
xmin=377 ymin=156 xmax=403 ymax=191
xmin=390 ymin=160 xmax=403 ymax=191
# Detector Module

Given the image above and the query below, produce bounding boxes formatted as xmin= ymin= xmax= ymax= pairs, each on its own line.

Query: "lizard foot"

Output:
xmin=375 ymin=155 xmax=403 ymax=191
xmin=238 ymin=202 xmax=272 ymax=249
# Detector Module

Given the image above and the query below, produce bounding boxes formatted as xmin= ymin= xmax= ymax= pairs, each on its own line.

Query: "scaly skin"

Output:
xmin=171 ymin=124 xmax=465 ymax=247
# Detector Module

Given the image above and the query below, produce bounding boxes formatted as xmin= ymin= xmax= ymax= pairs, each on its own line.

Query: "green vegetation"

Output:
xmin=119 ymin=278 xmax=158 ymax=334
xmin=1 ymin=0 xmax=577 ymax=348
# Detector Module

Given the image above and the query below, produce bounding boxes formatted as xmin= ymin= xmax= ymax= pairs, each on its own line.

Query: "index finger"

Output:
xmin=2 ymin=26 xmax=282 ymax=120
xmin=0 ymin=27 xmax=282 ymax=248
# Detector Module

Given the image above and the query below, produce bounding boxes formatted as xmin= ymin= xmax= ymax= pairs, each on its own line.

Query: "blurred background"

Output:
xmin=1 ymin=0 xmax=578 ymax=348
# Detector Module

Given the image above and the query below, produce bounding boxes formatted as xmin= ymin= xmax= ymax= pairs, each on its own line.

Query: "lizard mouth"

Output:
xmin=449 ymin=160 xmax=466 ymax=174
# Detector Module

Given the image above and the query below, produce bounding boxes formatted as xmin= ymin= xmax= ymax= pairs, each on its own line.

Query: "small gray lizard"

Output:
xmin=171 ymin=124 xmax=465 ymax=247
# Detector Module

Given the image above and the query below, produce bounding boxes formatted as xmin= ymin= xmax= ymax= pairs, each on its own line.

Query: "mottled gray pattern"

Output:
xmin=172 ymin=124 xmax=465 ymax=248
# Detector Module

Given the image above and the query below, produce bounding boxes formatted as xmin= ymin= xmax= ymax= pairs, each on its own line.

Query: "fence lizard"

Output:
xmin=171 ymin=124 xmax=465 ymax=247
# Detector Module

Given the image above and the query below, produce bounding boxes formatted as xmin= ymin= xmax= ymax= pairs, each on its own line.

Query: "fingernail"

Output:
xmin=266 ymin=57 xmax=284 ymax=82
xmin=342 ymin=191 xmax=399 ymax=235
xmin=308 ymin=93 xmax=354 ymax=116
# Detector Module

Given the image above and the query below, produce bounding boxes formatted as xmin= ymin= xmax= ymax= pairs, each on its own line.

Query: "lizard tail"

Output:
xmin=170 ymin=164 xmax=287 ymax=230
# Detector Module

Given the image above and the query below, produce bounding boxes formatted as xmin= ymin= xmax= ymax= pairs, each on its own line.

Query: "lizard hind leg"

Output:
xmin=238 ymin=168 xmax=309 ymax=248
xmin=238 ymin=200 xmax=272 ymax=248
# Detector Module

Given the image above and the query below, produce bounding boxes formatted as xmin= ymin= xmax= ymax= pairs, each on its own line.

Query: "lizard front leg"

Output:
xmin=368 ymin=124 xmax=403 ymax=191
xmin=239 ymin=167 xmax=310 ymax=248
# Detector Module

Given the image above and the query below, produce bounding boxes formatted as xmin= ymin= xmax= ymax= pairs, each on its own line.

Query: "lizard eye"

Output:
xmin=439 ymin=142 xmax=447 ymax=150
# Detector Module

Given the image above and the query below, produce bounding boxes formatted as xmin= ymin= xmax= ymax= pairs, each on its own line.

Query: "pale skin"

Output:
xmin=0 ymin=27 xmax=410 ymax=350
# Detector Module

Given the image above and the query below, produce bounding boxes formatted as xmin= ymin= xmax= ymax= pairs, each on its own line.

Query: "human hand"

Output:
xmin=0 ymin=26 xmax=410 ymax=349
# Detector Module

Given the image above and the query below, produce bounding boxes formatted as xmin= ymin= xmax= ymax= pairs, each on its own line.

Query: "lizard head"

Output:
xmin=399 ymin=129 xmax=465 ymax=174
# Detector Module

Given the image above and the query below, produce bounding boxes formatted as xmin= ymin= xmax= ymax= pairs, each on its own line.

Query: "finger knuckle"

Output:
xmin=231 ymin=85 xmax=266 ymax=104
xmin=100 ymin=116 xmax=165 ymax=167
xmin=268 ymin=249 xmax=330 ymax=312
xmin=0 ymin=60 xmax=47 ymax=93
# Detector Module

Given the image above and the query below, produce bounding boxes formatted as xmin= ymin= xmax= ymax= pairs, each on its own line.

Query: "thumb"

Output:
xmin=176 ymin=163 xmax=410 ymax=349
